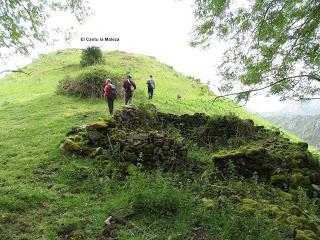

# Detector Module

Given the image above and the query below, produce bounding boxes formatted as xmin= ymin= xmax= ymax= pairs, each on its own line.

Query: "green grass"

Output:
xmin=0 ymin=48 xmax=317 ymax=239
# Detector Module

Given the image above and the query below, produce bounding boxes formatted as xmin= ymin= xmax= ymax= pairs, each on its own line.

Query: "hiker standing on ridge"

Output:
xmin=146 ymin=75 xmax=155 ymax=99
xmin=104 ymin=79 xmax=117 ymax=114
xmin=123 ymin=75 xmax=136 ymax=105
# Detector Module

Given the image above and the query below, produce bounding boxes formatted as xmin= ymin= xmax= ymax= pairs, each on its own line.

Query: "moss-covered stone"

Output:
xmin=121 ymin=131 xmax=187 ymax=170
xmin=61 ymin=105 xmax=319 ymax=192
xmin=271 ymin=174 xmax=289 ymax=188
xmin=90 ymin=147 xmax=104 ymax=158
xmin=197 ymin=116 xmax=258 ymax=146
xmin=295 ymin=229 xmax=318 ymax=240
xmin=212 ymin=147 xmax=273 ymax=179
xmin=290 ymin=172 xmax=311 ymax=188
xmin=61 ymin=138 xmax=90 ymax=155
xmin=266 ymin=204 xmax=288 ymax=220
xmin=212 ymin=137 xmax=319 ymax=192
xmin=58 ymin=105 xmax=320 ymax=239
xmin=201 ymin=198 xmax=215 ymax=208
xmin=239 ymin=198 xmax=259 ymax=215
xmin=127 ymin=164 xmax=138 ymax=175
xmin=122 ymin=151 xmax=138 ymax=163
xmin=237 ymin=199 xmax=320 ymax=239
xmin=275 ymin=188 xmax=293 ymax=201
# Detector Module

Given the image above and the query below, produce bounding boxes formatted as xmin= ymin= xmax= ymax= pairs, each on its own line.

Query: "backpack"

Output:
xmin=147 ymin=79 xmax=154 ymax=89
xmin=109 ymin=84 xmax=117 ymax=99
xmin=127 ymin=79 xmax=135 ymax=92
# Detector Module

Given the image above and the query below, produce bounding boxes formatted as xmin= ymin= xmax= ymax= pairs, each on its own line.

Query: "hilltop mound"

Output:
xmin=1 ymin=49 xmax=319 ymax=239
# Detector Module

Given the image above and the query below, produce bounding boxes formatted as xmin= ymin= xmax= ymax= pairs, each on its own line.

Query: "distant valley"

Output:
xmin=264 ymin=114 xmax=320 ymax=150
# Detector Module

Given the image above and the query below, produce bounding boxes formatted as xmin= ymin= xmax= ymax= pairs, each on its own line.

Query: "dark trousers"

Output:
xmin=106 ymin=97 xmax=114 ymax=114
xmin=125 ymin=92 xmax=133 ymax=105
xmin=148 ymin=88 xmax=154 ymax=99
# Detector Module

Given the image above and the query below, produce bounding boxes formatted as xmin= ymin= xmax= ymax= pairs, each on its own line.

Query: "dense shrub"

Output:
xmin=80 ymin=46 xmax=105 ymax=67
xmin=57 ymin=66 xmax=123 ymax=98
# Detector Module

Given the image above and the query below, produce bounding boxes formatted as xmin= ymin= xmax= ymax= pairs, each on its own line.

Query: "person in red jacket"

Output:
xmin=104 ymin=79 xmax=116 ymax=114
xmin=123 ymin=75 xmax=136 ymax=105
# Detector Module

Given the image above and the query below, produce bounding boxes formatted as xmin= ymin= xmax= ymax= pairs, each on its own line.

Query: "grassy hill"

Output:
xmin=0 ymin=49 xmax=319 ymax=239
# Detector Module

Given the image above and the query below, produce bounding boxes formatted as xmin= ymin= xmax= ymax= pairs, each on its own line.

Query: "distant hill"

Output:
xmin=264 ymin=115 xmax=320 ymax=150
xmin=261 ymin=100 xmax=320 ymax=117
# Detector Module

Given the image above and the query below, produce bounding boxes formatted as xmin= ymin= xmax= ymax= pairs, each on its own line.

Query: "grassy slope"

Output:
xmin=0 ymin=49 xmax=309 ymax=239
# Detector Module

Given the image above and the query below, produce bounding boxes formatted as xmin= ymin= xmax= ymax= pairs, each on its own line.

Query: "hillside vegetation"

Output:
xmin=0 ymin=49 xmax=319 ymax=239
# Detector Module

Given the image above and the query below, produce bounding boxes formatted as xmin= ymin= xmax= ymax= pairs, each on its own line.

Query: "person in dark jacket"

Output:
xmin=146 ymin=75 xmax=155 ymax=99
xmin=104 ymin=79 xmax=116 ymax=114
xmin=123 ymin=75 xmax=136 ymax=105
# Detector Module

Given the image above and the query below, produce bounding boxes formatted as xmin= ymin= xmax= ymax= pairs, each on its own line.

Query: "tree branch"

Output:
xmin=215 ymin=74 xmax=314 ymax=99
xmin=296 ymin=97 xmax=320 ymax=101
xmin=0 ymin=69 xmax=31 ymax=75
xmin=309 ymin=74 xmax=320 ymax=82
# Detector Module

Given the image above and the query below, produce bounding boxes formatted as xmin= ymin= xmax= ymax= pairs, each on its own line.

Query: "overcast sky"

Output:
xmin=1 ymin=0 xmax=291 ymax=113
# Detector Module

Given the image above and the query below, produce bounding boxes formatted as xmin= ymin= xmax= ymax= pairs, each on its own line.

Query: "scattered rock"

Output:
xmin=187 ymin=227 xmax=209 ymax=240
xmin=57 ymin=224 xmax=77 ymax=239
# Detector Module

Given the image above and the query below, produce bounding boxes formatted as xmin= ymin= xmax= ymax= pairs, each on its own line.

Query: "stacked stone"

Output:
xmin=156 ymin=112 xmax=209 ymax=129
xmin=198 ymin=116 xmax=257 ymax=146
xmin=61 ymin=119 xmax=188 ymax=170
xmin=113 ymin=106 xmax=157 ymax=129
xmin=113 ymin=106 xmax=137 ymax=126
xmin=123 ymin=132 xmax=187 ymax=169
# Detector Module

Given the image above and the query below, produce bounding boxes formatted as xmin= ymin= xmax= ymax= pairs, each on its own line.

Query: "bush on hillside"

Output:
xmin=57 ymin=66 xmax=123 ymax=99
xmin=80 ymin=46 xmax=105 ymax=67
